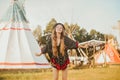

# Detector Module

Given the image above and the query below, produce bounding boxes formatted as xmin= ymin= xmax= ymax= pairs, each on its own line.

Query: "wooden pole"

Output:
xmin=112 ymin=20 xmax=120 ymax=46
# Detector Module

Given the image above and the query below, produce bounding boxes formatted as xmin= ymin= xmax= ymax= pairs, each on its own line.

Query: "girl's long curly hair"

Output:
xmin=51 ymin=23 xmax=65 ymax=57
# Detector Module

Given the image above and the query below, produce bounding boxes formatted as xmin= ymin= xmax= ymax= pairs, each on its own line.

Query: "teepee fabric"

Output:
xmin=95 ymin=51 xmax=111 ymax=64
xmin=95 ymin=44 xmax=120 ymax=64
xmin=104 ymin=44 xmax=120 ymax=64
xmin=0 ymin=0 xmax=50 ymax=69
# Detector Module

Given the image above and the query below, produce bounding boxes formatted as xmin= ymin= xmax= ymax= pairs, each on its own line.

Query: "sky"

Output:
xmin=0 ymin=0 xmax=120 ymax=43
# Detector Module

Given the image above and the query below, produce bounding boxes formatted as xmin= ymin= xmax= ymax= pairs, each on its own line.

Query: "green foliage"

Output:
xmin=44 ymin=18 xmax=57 ymax=35
xmin=64 ymin=23 xmax=80 ymax=35
xmin=89 ymin=29 xmax=105 ymax=41
xmin=33 ymin=25 xmax=42 ymax=45
xmin=32 ymin=18 xmax=117 ymax=45
xmin=33 ymin=18 xmax=57 ymax=45
xmin=74 ymin=28 xmax=89 ymax=42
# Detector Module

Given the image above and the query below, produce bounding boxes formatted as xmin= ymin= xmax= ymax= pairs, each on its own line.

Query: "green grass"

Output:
xmin=0 ymin=65 xmax=120 ymax=80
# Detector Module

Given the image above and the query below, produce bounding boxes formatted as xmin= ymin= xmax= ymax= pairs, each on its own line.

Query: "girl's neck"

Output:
xmin=56 ymin=33 xmax=61 ymax=39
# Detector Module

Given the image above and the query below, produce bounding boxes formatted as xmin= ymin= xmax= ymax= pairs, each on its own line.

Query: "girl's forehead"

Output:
xmin=56 ymin=25 xmax=63 ymax=27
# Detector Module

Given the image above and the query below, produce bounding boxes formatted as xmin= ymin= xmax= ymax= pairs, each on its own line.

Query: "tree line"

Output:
xmin=33 ymin=18 xmax=117 ymax=46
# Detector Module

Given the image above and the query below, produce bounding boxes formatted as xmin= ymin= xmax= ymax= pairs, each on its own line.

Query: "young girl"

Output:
xmin=36 ymin=23 xmax=86 ymax=80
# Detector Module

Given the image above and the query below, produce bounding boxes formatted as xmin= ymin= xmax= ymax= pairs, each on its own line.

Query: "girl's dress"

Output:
xmin=42 ymin=36 xmax=78 ymax=70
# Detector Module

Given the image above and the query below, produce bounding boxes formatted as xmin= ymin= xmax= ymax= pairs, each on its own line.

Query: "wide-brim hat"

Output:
xmin=53 ymin=23 xmax=65 ymax=30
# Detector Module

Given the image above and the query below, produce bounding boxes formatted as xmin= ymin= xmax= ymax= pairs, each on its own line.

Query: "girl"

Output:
xmin=36 ymin=23 xmax=86 ymax=80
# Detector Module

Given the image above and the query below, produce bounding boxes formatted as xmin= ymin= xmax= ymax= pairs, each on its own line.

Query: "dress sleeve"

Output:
xmin=41 ymin=38 xmax=52 ymax=54
xmin=64 ymin=36 xmax=78 ymax=49
xmin=41 ymin=45 xmax=47 ymax=54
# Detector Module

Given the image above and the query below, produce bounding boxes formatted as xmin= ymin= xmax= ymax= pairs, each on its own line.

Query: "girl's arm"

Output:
xmin=36 ymin=47 xmax=42 ymax=56
xmin=36 ymin=38 xmax=51 ymax=56
xmin=78 ymin=43 xmax=88 ymax=48
xmin=36 ymin=53 xmax=42 ymax=56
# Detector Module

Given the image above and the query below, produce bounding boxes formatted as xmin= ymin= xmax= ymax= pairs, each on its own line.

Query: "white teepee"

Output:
xmin=95 ymin=51 xmax=111 ymax=64
xmin=0 ymin=0 xmax=50 ymax=69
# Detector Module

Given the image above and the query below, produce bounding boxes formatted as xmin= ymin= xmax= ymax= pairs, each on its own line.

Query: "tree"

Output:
xmin=89 ymin=29 xmax=105 ymax=41
xmin=74 ymin=28 xmax=90 ymax=42
xmin=44 ymin=18 xmax=57 ymax=35
xmin=33 ymin=25 xmax=42 ymax=45
xmin=64 ymin=23 xmax=80 ymax=41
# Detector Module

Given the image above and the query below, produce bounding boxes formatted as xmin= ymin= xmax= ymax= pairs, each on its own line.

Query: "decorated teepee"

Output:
xmin=104 ymin=44 xmax=120 ymax=64
xmin=95 ymin=50 xmax=111 ymax=64
xmin=0 ymin=0 xmax=50 ymax=69
xmin=95 ymin=44 xmax=120 ymax=64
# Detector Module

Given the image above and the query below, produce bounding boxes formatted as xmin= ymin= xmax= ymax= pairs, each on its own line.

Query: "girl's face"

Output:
xmin=55 ymin=25 xmax=64 ymax=33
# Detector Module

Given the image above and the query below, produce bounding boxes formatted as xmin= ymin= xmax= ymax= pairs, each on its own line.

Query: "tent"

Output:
xmin=104 ymin=44 xmax=120 ymax=64
xmin=95 ymin=50 xmax=111 ymax=64
xmin=95 ymin=44 xmax=120 ymax=64
xmin=0 ymin=0 xmax=50 ymax=69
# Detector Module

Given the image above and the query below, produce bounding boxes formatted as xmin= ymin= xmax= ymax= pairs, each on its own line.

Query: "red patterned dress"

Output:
xmin=41 ymin=36 xmax=78 ymax=70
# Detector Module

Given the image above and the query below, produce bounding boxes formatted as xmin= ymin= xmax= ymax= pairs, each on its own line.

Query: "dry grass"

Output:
xmin=0 ymin=65 xmax=120 ymax=80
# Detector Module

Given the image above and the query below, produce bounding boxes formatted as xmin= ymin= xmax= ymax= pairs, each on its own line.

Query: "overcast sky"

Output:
xmin=0 ymin=0 xmax=120 ymax=42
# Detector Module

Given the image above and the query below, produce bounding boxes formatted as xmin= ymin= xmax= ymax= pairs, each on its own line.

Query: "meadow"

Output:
xmin=0 ymin=65 xmax=120 ymax=80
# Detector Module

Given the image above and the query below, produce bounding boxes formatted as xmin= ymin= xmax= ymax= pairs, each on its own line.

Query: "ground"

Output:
xmin=0 ymin=65 xmax=120 ymax=80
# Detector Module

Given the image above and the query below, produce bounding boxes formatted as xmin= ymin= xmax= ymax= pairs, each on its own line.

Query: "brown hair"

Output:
xmin=51 ymin=23 xmax=65 ymax=57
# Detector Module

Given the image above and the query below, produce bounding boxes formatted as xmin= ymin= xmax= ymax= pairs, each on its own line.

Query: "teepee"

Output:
xmin=104 ymin=44 xmax=120 ymax=64
xmin=0 ymin=0 xmax=50 ymax=69
xmin=95 ymin=50 xmax=111 ymax=64
xmin=95 ymin=44 xmax=120 ymax=64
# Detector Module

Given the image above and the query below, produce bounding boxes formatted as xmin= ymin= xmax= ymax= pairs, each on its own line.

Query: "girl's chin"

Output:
xmin=57 ymin=31 xmax=62 ymax=33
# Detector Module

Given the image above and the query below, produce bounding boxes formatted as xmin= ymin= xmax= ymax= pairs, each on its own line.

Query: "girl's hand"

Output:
xmin=36 ymin=46 xmax=43 ymax=56
xmin=35 ymin=53 xmax=42 ymax=56
xmin=78 ymin=43 xmax=88 ymax=48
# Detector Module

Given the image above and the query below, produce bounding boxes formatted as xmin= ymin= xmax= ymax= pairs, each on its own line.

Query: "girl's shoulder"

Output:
xmin=64 ymin=35 xmax=71 ymax=41
xmin=46 ymin=35 xmax=52 ymax=42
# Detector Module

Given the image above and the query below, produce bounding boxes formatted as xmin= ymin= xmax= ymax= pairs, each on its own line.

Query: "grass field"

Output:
xmin=0 ymin=65 xmax=120 ymax=80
